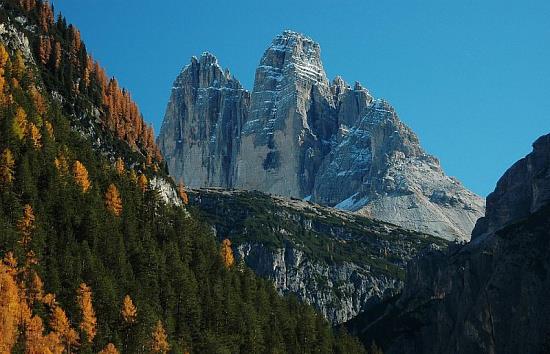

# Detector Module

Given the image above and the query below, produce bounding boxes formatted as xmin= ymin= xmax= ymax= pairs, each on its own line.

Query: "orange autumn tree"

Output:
xmin=220 ymin=239 xmax=235 ymax=268
xmin=137 ymin=173 xmax=148 ymax=193
xmin=28 ymin=122 xmax=42 ymax=149
xmin=150 ymin=320 xmax=170 ymax=354
xmin=12 ymin=106 xmax=28 ymax=140
xmin=49 ymin=306 xmax=79 ymax=352
xmin=114 ymin=157 xmax=125 ymax=175
xmin=0 ymin=148 xmax=15 ymax=185
xmin=44 ymin=120 xmax=54 ymax=139
xmin=177 ymin=181 xmax=189 ymax=205
xmin=105 ymin=184 xmax=123 ymax=216
xmin=121 ymin=295 xmax=137 ymax=324
xmin=0 ymin=43 xmax=10 ymax=106
xmin=76 ymin=283 xmax=97 ymax=343
xmin=17 ymin=204 xmax=35 ymax=249
xmin=0 ymin=261 xmax=22 ymax=352
xmin=99 ymin=343 xmax=120 ymax=354
xmin=25 ymin=314 xmax=64 ymax=354
xmin=73 ymin=160 xmax=91 ymax=193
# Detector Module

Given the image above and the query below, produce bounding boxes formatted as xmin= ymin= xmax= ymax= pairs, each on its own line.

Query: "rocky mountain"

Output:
xmin=346 ymin=134 xmax=550 ymax=354
xmin=188 ymin=188 xmax=447 ymax=324
xmin=158 ymin=30 xmax=484 ymax=241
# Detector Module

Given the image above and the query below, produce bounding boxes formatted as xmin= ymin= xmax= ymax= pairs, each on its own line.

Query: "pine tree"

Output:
xmin=76 ymin=283 xmax=97 ymax=343
xmin=121 ymin=294 xmax=137 ymax=324
xmin=137 ymin=173 xmax=148 ymax=193
xmin=99 ymin=343 xmax=120 ymax=354
xmin=0 ymin=148 xmax=15 ymax=185
xmin=73 ymin=161 xmax=91 ymax=193
xmin=220 ymin=239 xmax=235 ymax=268
xmin=150 ymin=320 xmax=170 ymax=354
xmin=105 ymin=184 xmax=123 ymax=216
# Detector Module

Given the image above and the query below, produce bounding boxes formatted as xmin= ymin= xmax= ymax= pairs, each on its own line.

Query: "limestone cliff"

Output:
xmin=157 ymin=53 xmax=249 ymax=187
xmin=158 ymin=31 xmax=484 ymax=241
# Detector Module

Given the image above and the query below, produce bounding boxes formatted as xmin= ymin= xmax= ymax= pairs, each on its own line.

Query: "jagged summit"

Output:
xmin=158 ymin=31 xmax=484 ymax=241
xmin=177 ymin=52 xmax=242 ymax=90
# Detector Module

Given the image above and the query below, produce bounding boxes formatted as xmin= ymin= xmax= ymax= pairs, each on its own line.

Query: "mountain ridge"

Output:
xmin=157 ymin=30 xmax=485 ymax=241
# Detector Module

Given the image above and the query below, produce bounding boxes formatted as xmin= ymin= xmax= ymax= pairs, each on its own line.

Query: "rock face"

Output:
xmin=347 ymin=134 xmax=550 ymax=354
xmin=472 ymin=134 xmax=550 ymax=238
xmin=157 ymin=53 xmax=249 ymax=187
xmin=188 ymin=188 xmax=447 ymax=324
xmin=158 ymin=30 xmax=484 ymax=241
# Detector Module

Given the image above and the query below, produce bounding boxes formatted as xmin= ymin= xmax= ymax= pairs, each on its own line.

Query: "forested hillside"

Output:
xmin=0 ymin=1 xmax=366 ymax=352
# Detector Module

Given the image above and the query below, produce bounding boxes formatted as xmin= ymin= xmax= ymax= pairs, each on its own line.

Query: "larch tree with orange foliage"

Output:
xmin=0 ymin=148 xmax=15 ymax=185
xmin=177 ymin=181 xmax=189 ymax=205
xmin=44 ymin=120 xmax=54 ymax=139
xmin=137 ymin=174 xmax=148 ymax=193
xmin=150 ymin=320 xmax=170 ymax=354
xmin=220 ymin=239 xmax=235 ymax=268
xmin=0 ymin=262 xmax=22 ymax=353
xmin=0 ymin=43 xmax=9 ymax=106
xmin=17 ymin=204 xmax=35 ymax=249
xmin=105 ymin=184 xmax=123 ymax=216
xmin=99 ymin=343 xmax=120 ymax=354
xmin=38 ymin=0 xmax=54 ymax=32
xmin=73 ymin=161 xmax=91 ymax=193
xmin=12 ymin=106 xmax=28 ymax=140
xmin=25 ymin=315 xmax=64 ymax=354
xmin=38 ymin=35 xmax=52 ymax=65
xmin=114 ymin=157 xmax=125 ymax=175
xmin=28 ymin=122 xmax=42 ymax=149
xmin=76 ymin=283 xmax=97 ymax=343
xmin=121 ymin=295 xmax=137 ymax=324
xmin=50 ymin=306 xmax=79 ymax=353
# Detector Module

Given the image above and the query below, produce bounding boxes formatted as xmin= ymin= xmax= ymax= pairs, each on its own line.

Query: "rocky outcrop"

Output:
xmin=158 ymin=30 xmax=484 ymax=241
xmin=157 ymin=53 xmax=249 ymax=187
xmin=472 ymin=134 xmax=550 ymax=238
xmin=189 ymin=188 xmax=447 ymax=324
xmin=347 ymin=134 xmax=550 ymax=354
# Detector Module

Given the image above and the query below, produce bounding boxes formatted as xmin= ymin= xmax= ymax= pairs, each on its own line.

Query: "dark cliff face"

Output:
xmin=472 ymin=134 xmax=550 ymax=238
xmin=158 ymin=30 xmax=484 ymax=241
xmin=348 ymin=134 xmax=550 ymax=354
xmin=157 ymin=53 xmax=249 ymax=187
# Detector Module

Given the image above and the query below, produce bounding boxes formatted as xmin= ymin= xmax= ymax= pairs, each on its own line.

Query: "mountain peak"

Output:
xmin=179 ymin=52 xmax=242 ymax=90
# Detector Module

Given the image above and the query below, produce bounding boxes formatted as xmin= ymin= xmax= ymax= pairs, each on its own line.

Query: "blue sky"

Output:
xmin=51 ymin=0 xmax=549 ymax=196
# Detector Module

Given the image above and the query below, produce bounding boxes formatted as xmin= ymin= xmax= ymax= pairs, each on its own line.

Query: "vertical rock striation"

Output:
xmin=157 ymin=53 xmax=249 ymax=187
